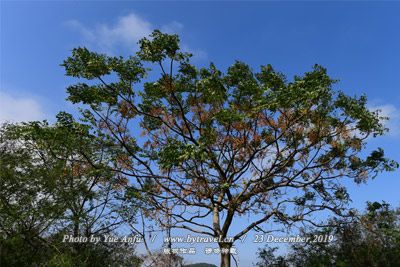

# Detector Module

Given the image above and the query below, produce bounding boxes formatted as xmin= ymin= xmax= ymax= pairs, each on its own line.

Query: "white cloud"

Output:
xmin=181 ymin=43 xmax=208 ymax=61
xmin=369 ymin=104 xmax=400 ymax=137
xmin=160 ymin=21 xmax=184 ymax=34
xmin=0 ymin=92 xmax=46 ymax=124
xmin=66 ymin=13 xmax=152 ymax=53
xmin=66 ymin=12 xmax=207 ymax=60
xmin=65 ymin=20 xmax=96 ymax=42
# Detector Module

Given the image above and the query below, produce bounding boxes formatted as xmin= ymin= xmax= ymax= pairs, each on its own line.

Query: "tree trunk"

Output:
xmin=219 ymin=242 xmax=232 ymax=267
xmin=220 ymin=253 xmax=231 ymax=267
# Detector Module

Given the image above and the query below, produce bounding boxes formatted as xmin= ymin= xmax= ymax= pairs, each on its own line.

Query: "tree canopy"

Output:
xmin=255 ymin=201 xmax=400 ymax=267
xmin=0 ymin=113 xmax=141 ymax=267
xmin=61 ymin=30 xmax=397 ymax=266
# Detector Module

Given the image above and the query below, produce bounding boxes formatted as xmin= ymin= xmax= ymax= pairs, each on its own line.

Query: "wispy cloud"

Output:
xmin=0 ymin=91 xmax=46 ymax=124
xmin=160 ymin=21 xmax=184 ymax=34
xmin=65 ymin=12 xmax=207 ymax=60
xmin=369 ymin=104 xmax=400 ymax=138
xmin=65 ymin=13 xmax=152 ymax=53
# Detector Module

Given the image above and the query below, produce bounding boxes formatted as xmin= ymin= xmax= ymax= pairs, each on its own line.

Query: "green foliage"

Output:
xmin=0 ymin=114 xmax=140 ymax=267
xmin=138 ymin=30 xmax=191 ymax=62
xmin=61 ymin=29 xmax=398 ymax=266
xmin=256 ymin=202 xmax=400 ymax=267
xmin=254 ymin=246 xmax=288 ymax=267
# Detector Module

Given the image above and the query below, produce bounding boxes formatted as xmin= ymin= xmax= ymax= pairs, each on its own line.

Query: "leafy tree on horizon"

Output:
xmin=62 ymin=30 xmax=398 ymax=266
xmin=255 ymin=201 xmax=400 ymax=267
xmin=0 ymin=113 xmax=141 ymax=267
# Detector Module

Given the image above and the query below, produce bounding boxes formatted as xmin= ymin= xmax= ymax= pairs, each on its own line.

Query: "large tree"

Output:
xmin=0 ymin=113 xmax=140 ymax=267
xmin=62 ymin=30 xmax=397 ymax=266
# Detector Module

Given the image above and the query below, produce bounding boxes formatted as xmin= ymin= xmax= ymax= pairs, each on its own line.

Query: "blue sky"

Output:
xmin=1 ymin=1 xmax=400 ymax=266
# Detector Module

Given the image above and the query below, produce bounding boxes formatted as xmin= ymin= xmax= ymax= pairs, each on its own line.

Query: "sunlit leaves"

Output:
xmin=61 ymin=30 xmax=398 ymax=244
xmin=62 ymin=47 xmax=110 ymax=79
xmin=157 ymin=139 xmax=207 ymax=169
xmin=137 ymin=30 xmax=190 ymax=63
xmin=67 ymin=83 xmax=118 ymax=105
